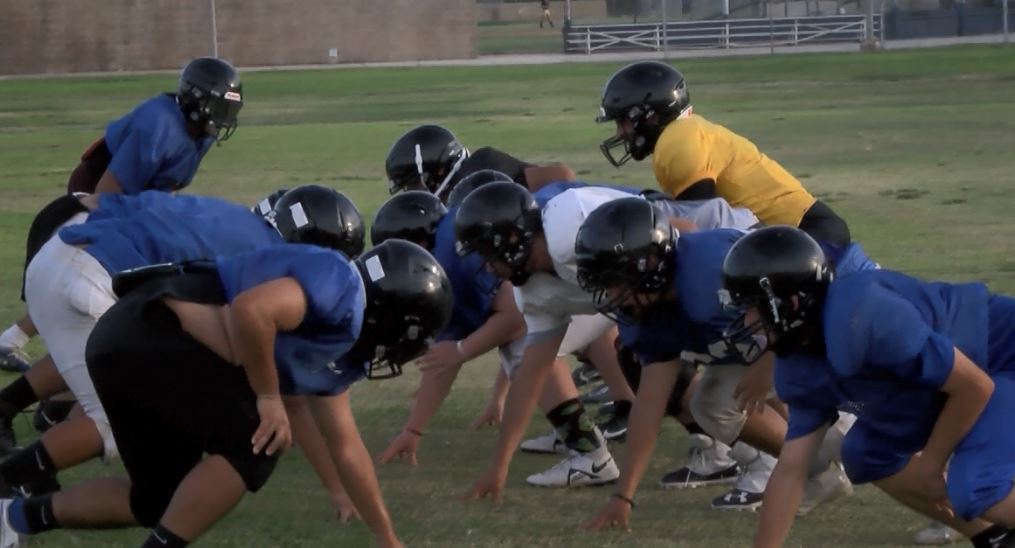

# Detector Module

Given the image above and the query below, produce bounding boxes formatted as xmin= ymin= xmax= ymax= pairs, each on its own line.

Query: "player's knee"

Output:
xmin=689 ymin=389 xmax=744 ymax=446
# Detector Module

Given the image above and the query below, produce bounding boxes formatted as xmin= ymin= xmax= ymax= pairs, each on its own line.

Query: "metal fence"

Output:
xmin=563 ymin=14 xmax=881 ymax=51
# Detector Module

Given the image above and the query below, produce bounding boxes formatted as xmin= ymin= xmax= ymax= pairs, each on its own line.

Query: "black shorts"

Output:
xmin=86 ymin=273 xmax=278 ymax=527
xmin=21 ymin=194 xmax=90 ymax=301
xmin=798 ymin=199 xmax=851 ymax=247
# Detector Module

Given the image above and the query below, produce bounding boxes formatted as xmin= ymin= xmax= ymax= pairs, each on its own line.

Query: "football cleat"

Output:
xmin=525 ymin=445 xmax=619 ymax=488
xmin=0 ymin=348 xmax=30 ymax=374
xmin=571 ymin=361 xmax=601 ymax=388
xmin=659 ymin=434 xmax=738 ymax=489
xmin=520 ymin=430 xmax=567 ymax=455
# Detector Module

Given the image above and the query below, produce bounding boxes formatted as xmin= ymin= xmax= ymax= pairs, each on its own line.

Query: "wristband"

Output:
xmin=611 ymin=493 xmax=635 ymax=509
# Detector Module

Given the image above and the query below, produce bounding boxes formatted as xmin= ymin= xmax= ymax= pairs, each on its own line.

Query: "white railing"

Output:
xmin=564 ymin=15 xmax=881 ymax=53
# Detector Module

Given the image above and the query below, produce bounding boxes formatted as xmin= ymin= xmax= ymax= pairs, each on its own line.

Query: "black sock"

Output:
xmin=20 ymin=494 xmax=57 ymax=534
xmin=142 ymin=523 xmax=189 ymax=548
xmin=611 ymin=399 xmax=633 ymax=419
xmin=0 ymin=440 xmax=56 ymax=487
xmin=682 ymin=421 xmax=707 ymax=436
xmin=546 ymin=398 xmax=600 ymax=453
xmin=0 ymin=376 xmax=38 ymax=421
xmin=971 ymin=525 xmax=1013 ymax=548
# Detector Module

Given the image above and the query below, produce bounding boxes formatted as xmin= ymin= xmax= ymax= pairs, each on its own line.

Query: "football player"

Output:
xmin=596 ymin=61 xmax=850 ymax=245
xmin=576 ymin=201 xmax=863 ymax=529
xmin=0 ymin=239 xmax=450 ymax=548
xmin=384 ymin=124 xmax=575 ymax=202
xmin=0 ymin=57 xmax=244 ymax=449
xmin=722 ymin=226 xmax=1015 ymax=548
xmin=0 ymin=187 xmax=363 ymax=500
xmin=456 ymin=182 xmax=758 ymax=498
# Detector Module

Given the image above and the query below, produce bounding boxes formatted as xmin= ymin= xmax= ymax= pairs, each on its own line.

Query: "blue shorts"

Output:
xmin=840 ymin=422 xmax=913 ymax=485
xmin=988 ymin=295 xmax=1015 ymax=375
xmin=948 ymin=372 xmax=1015 ymax=520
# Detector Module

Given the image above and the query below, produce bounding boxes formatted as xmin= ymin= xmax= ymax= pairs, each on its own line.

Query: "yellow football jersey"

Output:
xmin=652 ymin=114 xmax=816 ymax=226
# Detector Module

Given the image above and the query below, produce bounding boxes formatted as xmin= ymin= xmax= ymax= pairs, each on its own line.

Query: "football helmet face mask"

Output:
xmin=719 ymin=226 xmax=832 ymax=363
xmin=596 ymin=61 xmax=690 ymax=167
xmin=574 ymin=198 xmax=675 ymax=324
xmin=385 ymin=125 xmax=470 ymax=199
xmin=454 ymin=182 xmax=542 ymax=286
xmin=178 ymin=57 xmax=243 ymax=142
xmin=353 ymin=240 xmax=453 ymax=379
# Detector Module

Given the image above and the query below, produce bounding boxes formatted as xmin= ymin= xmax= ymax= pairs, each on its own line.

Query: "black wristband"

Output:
xmin=612 ymin=493 xmax=635 ymax=509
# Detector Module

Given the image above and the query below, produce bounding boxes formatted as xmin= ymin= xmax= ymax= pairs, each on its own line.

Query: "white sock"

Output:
xmin=0 ymin=324 xmax=30 ymax=349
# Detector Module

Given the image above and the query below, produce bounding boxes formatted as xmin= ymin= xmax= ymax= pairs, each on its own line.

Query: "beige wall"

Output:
xmin=0 ymin=0 xmax=477 ymax=75
xmin=477 ymin=0 xmax=608 ymax=23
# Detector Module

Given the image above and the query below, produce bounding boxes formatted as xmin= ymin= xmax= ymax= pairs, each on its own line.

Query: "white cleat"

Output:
xmin=913 ymin=520 xmax=962 ymax=545
xmin=519 ymin=430 xmax=567 ymax=455
xmin=659 ymin=434 xmax=739 ymax=489
xmin=0 ymin=499 xmax=22 ymax=548
xmin=797 ymin=461 xmax=854 ymax=516
xmin=711 ymin=443 xmax=775 ymax=512
xmin=526 ymin=445 xmax=619 ymax=488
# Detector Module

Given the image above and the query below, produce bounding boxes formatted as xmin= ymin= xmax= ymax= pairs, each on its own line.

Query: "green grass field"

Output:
xmin=1 ymin=44 xmax=1015 ymax=546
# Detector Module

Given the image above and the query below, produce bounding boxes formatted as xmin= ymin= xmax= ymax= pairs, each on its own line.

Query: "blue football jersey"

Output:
xmin=216 ymin=245 xmax=367 ymax=396
xmin=777 ymin=269 xmax=992 ymax=480
xmin=433 ymin=208 xmax=499 ymax=341
xmin=104 ymin=94 xmax=215 ymax=194
xmin=60 ymin=192 xmax=282 ymax=275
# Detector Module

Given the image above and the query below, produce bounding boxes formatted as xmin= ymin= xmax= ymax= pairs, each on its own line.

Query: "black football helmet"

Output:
xmin=596 ymin=61 xmax=690 ymax=167
xmin=385 ymin=124 xmax=470 ymax=198
xmin=177 ymin=57 xmax=243 ymax=142
xmin=271 ymin=185 xmax=366 ymax=258
xmin=720 ymin=226 xmax=832 ymax=363
xmin=454 ymin=182 xmax=541 ymax=286
xmin=353 ymin=240 xmax=454 ymax=379
xmin=445 ymin=169 xmax=515 ymax=209
xmin=251 ymin=188 xmax=289 ymax=219
xmin=574 ymin=198 xmax=675 ymax=323
xmin=370 ymin=191 xmax=448 ymax=250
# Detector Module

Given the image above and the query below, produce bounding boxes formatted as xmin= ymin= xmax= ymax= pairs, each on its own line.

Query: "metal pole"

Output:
xmin=662 ymin=0 xmax=669 ymax=57
xmin=724 ymin=0 xmax=731 ymax=17
xmin=769 ymin=0 xmax=775 ymax=54
xmin=1004 ymin=0 xmax=1010 ymax=44
xmin=209 ymin=0 xmax=219 ymax=58
xmin=565 ymin=0 xmax=572 ymax=25
xmin=864 ymin=0 xmax=875 ymax=47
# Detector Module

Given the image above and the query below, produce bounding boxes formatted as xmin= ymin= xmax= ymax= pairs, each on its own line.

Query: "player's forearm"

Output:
xmin=404 ymin=367 xmax=462 ymax=432
xmin=492 ymin=342 xmax=558 ymax=470
xmin=459 ymin=311 xmax=525 ymax=361
xmin=489 ymin=367 xmax=510 ymax=405
xmin=231 ymin=308 xmax=281 ymax=396
xmin=615 ymin=362 xmax=678 ymax=498
xmin=285 ymin=396 xmax=346 ymax=498
xmin=615 ymin=390 xmax=668 ymax=498
xmin=923 ymin=382 xmax=992 ymax=466
xmin=331 ymin=435 xmax=398 ymax=541
xmin=753 ymin=460 xmax=808 ymax=548
xmin=924 ymin=350 xmax=994 ymax=466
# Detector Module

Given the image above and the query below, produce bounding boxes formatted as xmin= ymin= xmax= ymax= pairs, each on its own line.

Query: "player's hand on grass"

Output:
xmin=253 ymin=394 xmax=291 ymax=455
xmin=462 ymin=466 xmax=506 ymax=505
xmin=583 ymin=497 xmax=632 ymax=532
xmin=329 ymin=490 xmax=361 ymax=523
xmin=468 ymin=399 xmax=504 ymax=430
xmin=378 ymin=429 xmax=421 ymax=466
xmin=416 ymin=340 xmax=466 ymax=374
